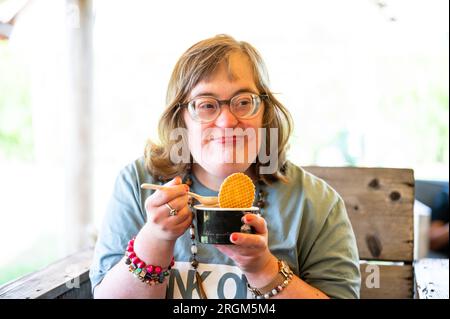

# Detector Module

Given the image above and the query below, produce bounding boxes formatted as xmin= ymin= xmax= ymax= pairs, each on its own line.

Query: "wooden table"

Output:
xmin=415 ymin=258 xmax=449 ymax=299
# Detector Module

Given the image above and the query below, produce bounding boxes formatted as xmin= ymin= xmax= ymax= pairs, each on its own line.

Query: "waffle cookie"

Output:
xmin=218 ymin=173 xmax=255 ymax=208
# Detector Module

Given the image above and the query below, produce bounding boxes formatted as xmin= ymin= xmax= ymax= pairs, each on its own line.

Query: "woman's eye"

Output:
xmin=199 ymin=103 xmax=215 ymax=109
xmin=234 ymin=99 xmax=251 ymax=108
xmin=196 ymin=101 xmax=217 ymax=111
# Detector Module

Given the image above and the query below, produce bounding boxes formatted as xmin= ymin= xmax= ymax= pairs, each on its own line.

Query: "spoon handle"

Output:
xmin=140 ymin=183 xmax=167 ymax=191
xmin=141 ymin=183 xmax=200 ymax=199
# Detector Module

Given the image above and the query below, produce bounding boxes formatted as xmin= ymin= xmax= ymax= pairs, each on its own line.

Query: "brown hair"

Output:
xmin=145 ymin=34 xmax=293 ymax=184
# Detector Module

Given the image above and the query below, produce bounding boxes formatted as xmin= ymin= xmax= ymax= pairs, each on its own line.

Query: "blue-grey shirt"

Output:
xmin=89 ymin=157 xmax=360 ymax=298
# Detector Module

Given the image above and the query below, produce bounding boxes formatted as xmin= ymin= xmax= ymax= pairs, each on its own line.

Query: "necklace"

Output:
xmin=182 ymin=170 xmax=267 ymax=299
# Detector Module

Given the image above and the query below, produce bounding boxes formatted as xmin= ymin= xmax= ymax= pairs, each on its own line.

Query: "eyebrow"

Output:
xmin=191 ymin=88 xmax=259 ymax=100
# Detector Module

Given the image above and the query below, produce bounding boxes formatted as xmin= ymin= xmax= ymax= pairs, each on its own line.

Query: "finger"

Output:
xmin=213 ymin=244 xmax=238 ymax=259
xmin=148 ymin=183 xmax=189 ymax=208
xmin=214 ymin=243 xmax=256 ymax=258
xmin=152 ymin=205 xmax=191 ymax=228
xmin=241 ymin=213 xmax=267 ymax=234
xmin=144 ymin=176 xmax=182 ymax=209
xmin=167 ymin=205 xmax=191 ymax=227
xmin=171 ymin=210 xmax=193 ymax=234
xmin=166 ymin=194 xmax=189 ymax=211
xmin=161 ymin=207 xmax=193 ymax=236
xmin=229 ymin=232 xmax=266 ymax=248
xmin=151 ymin=195 xmax=189 ymax=224
xmin=164 ymin=176 xmax=182 ymax=186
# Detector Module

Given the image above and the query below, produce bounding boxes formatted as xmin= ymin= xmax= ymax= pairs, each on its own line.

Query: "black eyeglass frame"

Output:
xmin=177 ymin=93 xmax=269 ymax=123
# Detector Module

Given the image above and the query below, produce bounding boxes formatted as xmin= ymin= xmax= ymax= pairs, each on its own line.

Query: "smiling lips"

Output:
xmin=211 ymin=136 xmax=246 ymax=144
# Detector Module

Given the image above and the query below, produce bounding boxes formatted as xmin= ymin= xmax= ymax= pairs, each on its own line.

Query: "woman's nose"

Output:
xmin=214 ymin=105 xmax=239 ymax=128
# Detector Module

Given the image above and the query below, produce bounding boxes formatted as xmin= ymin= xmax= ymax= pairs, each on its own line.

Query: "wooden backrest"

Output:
xmin=304 ymin=166 xmax=415 ymax=298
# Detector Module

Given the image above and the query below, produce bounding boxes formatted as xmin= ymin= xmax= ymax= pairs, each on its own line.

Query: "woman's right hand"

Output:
xmin=140 ymin=176 xmax=192 ymax=242
xmin=94 ymin=177 xmax=190 ymax=298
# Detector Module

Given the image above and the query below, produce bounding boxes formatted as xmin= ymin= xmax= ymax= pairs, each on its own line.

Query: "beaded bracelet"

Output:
xmin=124 ymin=237 xmax=174 ymax=286
xmin=253 ymin=272 xmax=293 ymax=299
xmin=248 ymin=260 xmax=294 ymax=299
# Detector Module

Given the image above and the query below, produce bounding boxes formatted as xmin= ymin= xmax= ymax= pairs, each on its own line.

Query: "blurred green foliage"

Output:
xmin=0 ymin=234 xmax=59 ymax=286
xmin=0 ymin=41 xmax=33 ymax=160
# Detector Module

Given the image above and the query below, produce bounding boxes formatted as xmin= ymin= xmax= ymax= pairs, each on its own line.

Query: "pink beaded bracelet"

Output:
xmin=124 ymin=237 xmax=174 ymax=285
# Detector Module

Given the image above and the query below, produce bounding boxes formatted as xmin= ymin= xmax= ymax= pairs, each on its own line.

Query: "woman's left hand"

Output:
xmin=214 ymin=213 xmax=277 ymax=275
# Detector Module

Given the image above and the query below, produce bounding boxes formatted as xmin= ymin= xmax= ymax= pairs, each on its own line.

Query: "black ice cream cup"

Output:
xmin=194 ymin=205 xmax=260 ymax=244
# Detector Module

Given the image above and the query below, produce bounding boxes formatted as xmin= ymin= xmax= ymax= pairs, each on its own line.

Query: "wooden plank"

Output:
xmin=57 ymin=280 xmax=92 ymax=299
xmin=0 ymin=249 xmax=93 ymax=299
xmin=304 ymin=166 xmax=414 ymax=262
xmin=360 ymin=263 xmax=413 ymax=299
xmin=414 ymin=258 xmax=449 ymax=299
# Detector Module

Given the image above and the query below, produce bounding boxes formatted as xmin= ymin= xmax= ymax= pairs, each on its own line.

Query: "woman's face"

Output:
xmin=183 ymin=52 xmax=265 ymax=180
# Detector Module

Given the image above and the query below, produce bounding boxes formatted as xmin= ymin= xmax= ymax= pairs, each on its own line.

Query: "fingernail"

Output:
xmin=184 ymin=185 xmax=189 ymax=192
xmin=244 ymin=214 xmax=254 ymax=223
xmin=231 ymin=233 xmax=238 ymax=242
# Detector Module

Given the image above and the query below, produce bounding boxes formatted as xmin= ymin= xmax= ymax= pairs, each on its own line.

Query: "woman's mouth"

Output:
xmin=212 ymin=136 xmax=245 ymax=144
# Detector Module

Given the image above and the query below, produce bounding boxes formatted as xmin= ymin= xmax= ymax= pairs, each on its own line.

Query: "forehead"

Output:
xmin=189 ymin=52 xmax=257 ymax=98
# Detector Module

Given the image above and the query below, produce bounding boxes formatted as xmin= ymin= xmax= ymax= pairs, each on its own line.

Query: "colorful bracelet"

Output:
xmin=124 ymin=237 xmax=174 ymax=286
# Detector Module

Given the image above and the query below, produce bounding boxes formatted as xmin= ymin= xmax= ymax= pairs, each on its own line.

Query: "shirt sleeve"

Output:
xmin=299 ymin=198 xmax=361 ymax=299
xmin=89 ymin=164 xmax=147 ymax=294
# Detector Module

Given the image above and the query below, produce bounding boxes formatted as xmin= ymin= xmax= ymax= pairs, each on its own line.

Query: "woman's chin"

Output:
xmin=194 ymin=146 xmax=259 ymax=178
xmin=205 ymin=163 xmax=254 ymax=179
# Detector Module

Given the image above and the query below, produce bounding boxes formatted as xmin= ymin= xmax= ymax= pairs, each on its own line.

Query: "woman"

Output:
xmin=90 ymin=34 xmax=360 ymax=299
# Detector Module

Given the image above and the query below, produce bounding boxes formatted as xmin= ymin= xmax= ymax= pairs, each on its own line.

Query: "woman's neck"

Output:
xmin=192 ymin=164 xmax=257 ymax=191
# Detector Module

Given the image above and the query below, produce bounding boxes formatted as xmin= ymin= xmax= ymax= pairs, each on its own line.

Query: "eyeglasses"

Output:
xmin=178 ymin=92 xmax=268 ymax=123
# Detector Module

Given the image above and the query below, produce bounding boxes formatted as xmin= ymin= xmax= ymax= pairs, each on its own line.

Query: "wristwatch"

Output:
xmin=247 ymin=259 xmax=294 ymax=299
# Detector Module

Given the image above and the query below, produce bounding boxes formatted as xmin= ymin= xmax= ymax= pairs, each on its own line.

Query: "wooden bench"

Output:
xmin=0 ymin=167 xmax=415 ymax=299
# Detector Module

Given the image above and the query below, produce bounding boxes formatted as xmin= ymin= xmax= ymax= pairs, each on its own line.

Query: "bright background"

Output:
xmin=0 ymin=0 xmax=448 ymax=285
